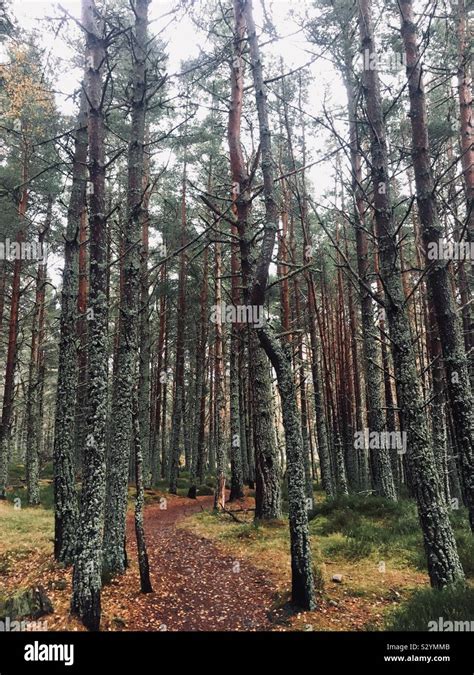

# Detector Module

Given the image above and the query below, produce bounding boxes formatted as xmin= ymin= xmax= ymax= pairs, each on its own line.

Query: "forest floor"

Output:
xmin=0 ymin=469 xmax=473 ymax=631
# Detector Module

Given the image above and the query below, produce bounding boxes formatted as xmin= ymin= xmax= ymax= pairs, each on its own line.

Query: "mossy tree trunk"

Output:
xmin=399 ymin=0 xmax=474 ymax=531
xmin=103 ymin=0 xmax=150 ymax=577
xmin=241 ymin=0 xmax=314 ymax=609
xmin=54 ymin=94 xmax=87 ymax=564
xmin=71 ymin=0 xmax=109 ymax=630
xmin=358 ymin=0 xmax=464 ymax=587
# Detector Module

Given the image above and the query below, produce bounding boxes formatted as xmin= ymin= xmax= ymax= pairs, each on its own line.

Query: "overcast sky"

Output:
xmin=3 ymin=0 xmax=405 ymax=287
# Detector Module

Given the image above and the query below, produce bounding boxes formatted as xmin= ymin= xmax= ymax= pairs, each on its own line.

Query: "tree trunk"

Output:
xmin=54 ymin=92 xmax=87 ymax=564
xmin=132 ymin=385 xmax=152 ymax=593
xmin=342 ymin=36 xmax=396 ymax=500
xmin=242 ymin=0 xmax=314 ymax=609
xmin=71 ymin=0 xmax=109 ymax=630
xmin=169 ymin=159 xmax=187 ymax=494
xmin=103 ymin=0 xmax=150 ymax=577
xmin=399 ymin=0 xmax=474 ymax=531
xmin=358 ymin=0 xmax=464 ymax=588
xmin=26 ymin=200 xmax=50 ymax=506
xmin=0 ymin=128 xmax=28 ymax=499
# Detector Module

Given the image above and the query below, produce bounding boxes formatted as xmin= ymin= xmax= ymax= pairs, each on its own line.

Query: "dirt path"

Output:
xmin=112 ymin=494 xmax=280 ymax=631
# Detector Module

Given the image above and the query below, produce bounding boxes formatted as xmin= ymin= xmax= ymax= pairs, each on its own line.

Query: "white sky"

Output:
xmin=4 ymin=0 xmax=410 ymax=289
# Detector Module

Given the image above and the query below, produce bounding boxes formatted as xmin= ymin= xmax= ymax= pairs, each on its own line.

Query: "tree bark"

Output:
xmin=358 ymin=0 xmax=464 ymax=588
xmin=71 ymin=0 xmax=109 ymax=630
xmin=399 ymin=0 xmax=474 ymax=531
xmin=242 ymin=0 xmax=314 ymax=609
xmin=54 ymin=92 xmax=87 ymax=564
xmin=103 ymin=0 xmax=150 ymax=577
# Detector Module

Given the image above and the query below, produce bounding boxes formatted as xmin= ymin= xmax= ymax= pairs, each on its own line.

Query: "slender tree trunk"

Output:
xmin=242 ymin=0 xmax=314 ymax=609
xmin=341 ymin=37 xmax=396 ymax=500
xmin=0 ymin=132 xmax=28 ymax=499
xmin=132 ymin=386 xmax=152 ymax=593
xmin=358 ymin=0 xmax=464 ymax=587
xmin=54 ymin=93 xmax=87 ymax=563
xmin=139 ymin=140 xmax=152 ymax=489
xmin=189 ymin=248 xmax=209 ymax=496
xmin=75 ymin=205 xmax=88 ymax=472
xmin=103 ymin=0 xmax=150 ymax=577
xmin=0 ymin=261 xmax=6 ymax=339
xmin=71 ymin=0 xmax=109 ymax=630
xmin=213 ymin=240 xmax=226 ymax=510
xmin=26 ymin=201 xmax=50 ymax=506
xmin=399 ymin=0 xmax=474 ymax=531
xmin=169 ymin=159 xmax=187 ymax=494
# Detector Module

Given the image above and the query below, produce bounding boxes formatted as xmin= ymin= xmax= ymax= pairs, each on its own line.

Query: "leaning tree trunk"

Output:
xmin=54 ymin=92 xmax=87 ymax=564
xmin=399 ymin=0 xmax=474 ymax=531
xmin=103 ymin=0 xmax=150 ymax=578
xmin=71 ymin=0 xmax=109 ymax=631
xmin=258 ymin=330 xmax=315 ymax=609
xmin=242 ymin=0 xmax=314 ymax=609
xmin=358 ymin=0 xmax=464 ymax=588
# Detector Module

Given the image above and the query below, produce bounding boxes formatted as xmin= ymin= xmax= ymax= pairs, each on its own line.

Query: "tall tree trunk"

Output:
xmin=138 ymin=140 xmax=152 ymax=489
xmin=242 ymin=0 xmax=314 ymax=609
xmin=103 ymin=0 xmax=150 ymax=577
xmin=341 ymin=35 xmax=396 ymax=500
xmin=358 ymin=0 xmax=464 ymax=587
xmin=213 ymin=240 xmax=226 ymax=510
xmin=71 ymin=0 xmax=109 ymax=630
xmin=54 ymin=93 xmax=87 ymax=564
xmin=26 ymin=200 xmax=50 ymax=506
xmin=189 ymin=247 xmax=209 ymax=496
xmin=399 ymin=0 xmax=474 ymax=531
xmin=75 ymin=205 xmax=88 ymax=472
xmin=169 ymin=159 xmax=187 ymax=494
xmin=0 ymin=127 xmax=28 ymax=498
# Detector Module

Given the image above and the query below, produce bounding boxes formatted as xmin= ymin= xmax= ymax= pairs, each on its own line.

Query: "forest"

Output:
xmin=0 ymin=0 xmax=473 ymax=643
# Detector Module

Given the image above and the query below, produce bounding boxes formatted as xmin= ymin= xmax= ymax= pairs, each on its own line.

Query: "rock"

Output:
xmin=0 ymin=587 xmax=53 ymax=620
xmin=332 ymin=574 xmax=343 ymax=583
xmin=111 ymin=616 xmax=127 ymax=628
xmin=388 ymin=588 xmax=401 ymax=601
xmin=47 ymin=579 xmax=67 ymax=591
xmin=328 ymin=599 xmax=339 ymax=607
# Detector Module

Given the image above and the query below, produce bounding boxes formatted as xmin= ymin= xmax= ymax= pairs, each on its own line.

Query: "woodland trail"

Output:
xmin=120 ymin=494 xmax=279 ymax=631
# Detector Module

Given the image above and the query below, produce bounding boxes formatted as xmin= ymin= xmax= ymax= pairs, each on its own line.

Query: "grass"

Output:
xmin=309 ymin=494 xmax=473 ymax=575
xmin=386 ymin=585 xmax=474 ymax=631
xmin=0 ymin=500 xmax=53 ymax=578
